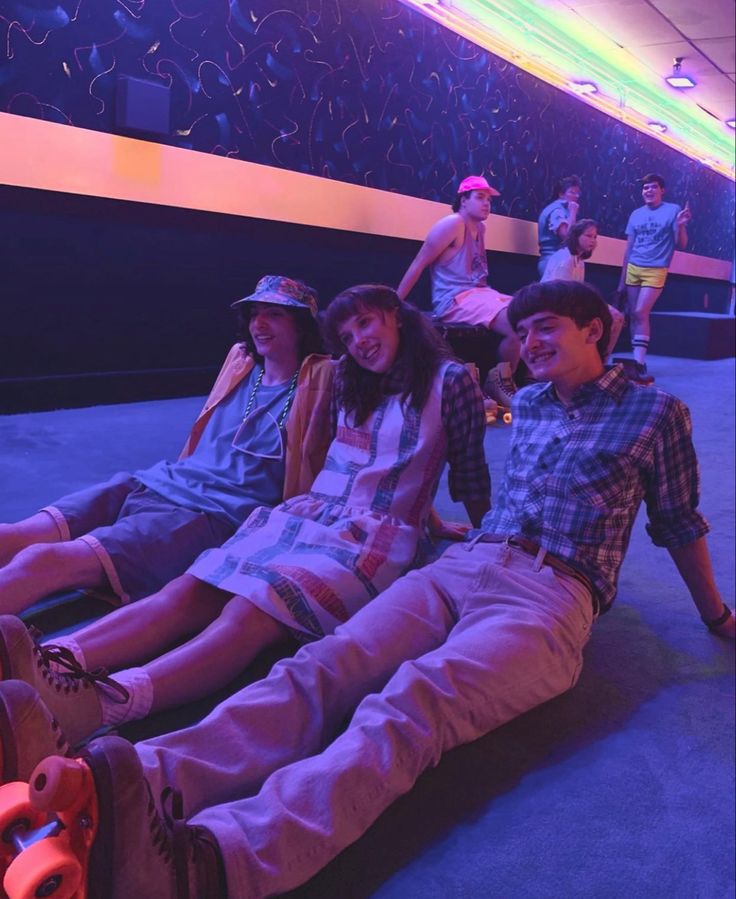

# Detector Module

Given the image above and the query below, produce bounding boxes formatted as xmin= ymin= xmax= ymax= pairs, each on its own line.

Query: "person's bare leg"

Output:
xmin=605 ymin=305 xmax=625 ymax=360
xmin=489 ymin=306 xmax=521 ymax=369
xmin=0 ymin=540 xmax=107 ymax=615
xmin=144 ymin=596 xmax=290 ymax=714
xmin=70 ymin=574 xmax=232 ymax=671
xmin=627 ymin=285 xmax=663 ymax=365
xmin=0 ymin=511 xmax=62 ymax=567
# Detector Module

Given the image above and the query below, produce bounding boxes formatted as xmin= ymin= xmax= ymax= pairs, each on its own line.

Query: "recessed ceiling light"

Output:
xmin=569 ymin=81 xmax=598 ymax=95
xmin=647 ymin=121 xmax=667 ymax=133
xmin=666 ymin=74 xmax=696 ymax=88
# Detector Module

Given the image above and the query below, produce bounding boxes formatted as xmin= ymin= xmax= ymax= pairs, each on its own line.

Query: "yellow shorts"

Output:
xmin=625 ymin=264 xmax=668 ymax=289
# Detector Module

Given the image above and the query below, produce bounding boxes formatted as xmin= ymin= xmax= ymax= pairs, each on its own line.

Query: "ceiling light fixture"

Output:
xmin=569 ymin=81 xmax=598 ymax=95
xmin=665 ymin=57 xmax=696 ymax=89
xmin=647 ymin=121 xmax=667 ymax=133
xmin=726 ymin=120 xmax=736 ymax=129
xmin=398 ymin=1 xmax=733 ymax=177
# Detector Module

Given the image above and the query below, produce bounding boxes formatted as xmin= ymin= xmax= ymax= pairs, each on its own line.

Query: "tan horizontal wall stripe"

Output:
xmin=0 ymin=112 xmax=730 ymax=282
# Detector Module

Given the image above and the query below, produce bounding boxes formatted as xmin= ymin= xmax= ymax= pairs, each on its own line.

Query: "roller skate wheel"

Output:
xmin=502 ymin=412 xmax=512 ymax=424
xmin=0 ymin=783 xmax=45 ymax=845
xmin=4 ymin=838 xmax=82 ymax=899
xmin=30 ymin=758 xmax=86 ymax=813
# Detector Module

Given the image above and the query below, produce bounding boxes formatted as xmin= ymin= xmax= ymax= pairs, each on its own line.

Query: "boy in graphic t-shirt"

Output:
xmin=617 ymin=173 xmax=691 ymax=382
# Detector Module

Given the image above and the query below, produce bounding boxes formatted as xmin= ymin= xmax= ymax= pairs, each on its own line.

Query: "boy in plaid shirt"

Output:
xmin=2 ymin=281 xmax=730 ymax=899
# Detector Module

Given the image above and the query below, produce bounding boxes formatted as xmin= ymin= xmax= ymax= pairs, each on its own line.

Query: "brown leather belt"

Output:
xmin=477 ymin=534 xmax=596 ymax=603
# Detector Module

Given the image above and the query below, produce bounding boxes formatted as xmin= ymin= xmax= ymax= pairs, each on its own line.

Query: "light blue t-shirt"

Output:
xmin=136 ymin=366 xmax=291 ymax=526
xmin=537 ymin=199 xmax=571 ymax=259
xmin=625 ymin=202 xmax=681 ymax=268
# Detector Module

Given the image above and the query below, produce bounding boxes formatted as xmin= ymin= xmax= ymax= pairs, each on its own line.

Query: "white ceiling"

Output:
xmin=552 ymin=0 xmax=735 ymax=124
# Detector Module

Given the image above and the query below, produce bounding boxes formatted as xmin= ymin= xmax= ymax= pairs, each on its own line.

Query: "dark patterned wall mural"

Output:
xmin=1 ymin=0 xmax=733 ymax=257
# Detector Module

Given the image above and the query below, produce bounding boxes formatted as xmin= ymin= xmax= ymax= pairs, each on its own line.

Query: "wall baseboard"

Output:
xmin=1 ymin=367 xmax=218 ymax=414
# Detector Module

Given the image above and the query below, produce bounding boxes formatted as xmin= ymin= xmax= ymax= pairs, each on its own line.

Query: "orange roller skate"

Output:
xmin=0 ymin=738 xmax=224 ymax=899
xmin=483 ymin=398 xmax=512 ymax=425
xmin=0 ymin=757 xmax=97 ymax=899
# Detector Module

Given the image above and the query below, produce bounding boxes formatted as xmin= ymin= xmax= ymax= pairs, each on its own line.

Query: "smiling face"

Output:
xmin=337 ymin=305 xmax=402 ymax=374
xmin=248 ymin=303 xmax=301 ymax=363
xmin=641 ymin=181 xmax=665 ymax=208
xmin=577 ymin=225 xmax=598 ymax=256
xmin=516 ymin=311 xmax=604 ymax=402
xmin=460 ymin=189 xmax=493 ymax=221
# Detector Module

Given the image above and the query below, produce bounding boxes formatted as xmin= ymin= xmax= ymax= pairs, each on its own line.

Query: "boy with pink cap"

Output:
xmin=397 ymin=175 xmax=520 ymax=406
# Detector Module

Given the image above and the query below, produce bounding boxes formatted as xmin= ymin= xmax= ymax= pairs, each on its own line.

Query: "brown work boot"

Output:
xmin=0 ymin=614 xmax=125 ymax=745
xmin=483 ymin=362 xmax=518 ymax=407
xmin=612 ymin=357 xmax=655 ymax=385
xmin=28 ymin=737 xmax=225 ymax=898
xmin=0 ymin=680 xmax=70 ymax=782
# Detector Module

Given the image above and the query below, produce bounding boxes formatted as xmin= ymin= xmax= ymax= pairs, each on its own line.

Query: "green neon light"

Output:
xmin=401 ymin=0 xmax=734 ymax=173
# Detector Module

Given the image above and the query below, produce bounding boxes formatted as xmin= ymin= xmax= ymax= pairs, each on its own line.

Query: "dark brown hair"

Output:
xmin=321 ymin=284 xmax=452 ymax=425
xmin=508 ymin=280 xmax=612 ymax=361
xmin=235 ymin=282 xmax=323 ymax=364
xmin=549 ymin=174 xmax=582 ymax=203
xmin=564 ymin=218 xmax=598 ymax=259
xmin=640 ymin=173 xmax=665 ymax=188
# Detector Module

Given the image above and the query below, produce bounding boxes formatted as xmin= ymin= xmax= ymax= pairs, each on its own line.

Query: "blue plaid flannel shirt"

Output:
xmin=481 ymin=366 xmax=709 ymax=610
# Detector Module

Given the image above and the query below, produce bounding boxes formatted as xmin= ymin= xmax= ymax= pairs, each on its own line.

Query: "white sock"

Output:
xmin=44 ymin=636 xmax=87 ymax=671
xmin=99 ymin=667 xmax=154 ymax=727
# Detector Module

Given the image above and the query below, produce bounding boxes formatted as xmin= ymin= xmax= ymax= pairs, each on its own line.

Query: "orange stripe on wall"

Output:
xmin=0 ymin=112 xmax=730 ymax=281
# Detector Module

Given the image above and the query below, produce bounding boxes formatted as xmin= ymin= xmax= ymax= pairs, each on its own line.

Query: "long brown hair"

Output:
xmin=321 ymin=284 xmax=451 ymax=426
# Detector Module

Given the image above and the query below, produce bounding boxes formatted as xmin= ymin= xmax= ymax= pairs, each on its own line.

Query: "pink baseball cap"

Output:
xmin=457 ymin=175 xmax=500 ymax=196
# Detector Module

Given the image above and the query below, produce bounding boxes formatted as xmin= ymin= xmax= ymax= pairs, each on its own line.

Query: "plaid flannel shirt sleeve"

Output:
xmin=441 ymin=363 xmax=491 ymax=503
xmin=645 ymin=396 xmax=710 ymax=547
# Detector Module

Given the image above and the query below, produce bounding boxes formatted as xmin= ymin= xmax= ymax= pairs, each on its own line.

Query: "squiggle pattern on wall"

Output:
xmin=1 ymin=0 xmax=732 ymax=257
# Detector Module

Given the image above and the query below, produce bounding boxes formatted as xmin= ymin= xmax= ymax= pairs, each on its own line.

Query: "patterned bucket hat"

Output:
xmin=231 ymin=275 xmax=319 ymax=317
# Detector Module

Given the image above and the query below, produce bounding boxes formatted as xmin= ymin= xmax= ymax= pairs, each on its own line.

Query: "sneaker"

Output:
xmin=0 ymin=615 xmax=126 ymax=745
xmin=483 ymin=362 xmax=517 ymax=407
xmin=0 ymin=680 xmax=69 ymax=782
xmin=27 ymin=737 xmax=224 ymax=899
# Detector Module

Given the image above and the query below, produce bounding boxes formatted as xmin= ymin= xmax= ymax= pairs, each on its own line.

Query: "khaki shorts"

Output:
xmin=625 ymin=264 xmax=668 ymax=289
xmin=440 ymin=287 xmax=511 ymax=328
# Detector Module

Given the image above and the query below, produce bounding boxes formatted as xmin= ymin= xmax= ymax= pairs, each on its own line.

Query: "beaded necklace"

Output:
xmin=242 ymin=367 xmax=299 ymax=428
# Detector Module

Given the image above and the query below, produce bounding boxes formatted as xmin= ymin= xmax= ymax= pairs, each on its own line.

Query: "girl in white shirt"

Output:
xmin=542 ymin=219 xmax=624 ymax=357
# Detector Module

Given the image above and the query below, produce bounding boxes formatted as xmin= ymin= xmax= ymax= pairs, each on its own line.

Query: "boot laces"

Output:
xmin=29 ymin=627 xmax=130 ymax=704
xmin=154 ymin=786 xmax=217 ymax=899
xmin=498 ymin=369 xmax=517 ymax=395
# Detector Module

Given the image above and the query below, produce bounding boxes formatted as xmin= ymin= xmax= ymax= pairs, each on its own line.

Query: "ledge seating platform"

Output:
xmin=648 ymin=311 xmax=735 ymax=360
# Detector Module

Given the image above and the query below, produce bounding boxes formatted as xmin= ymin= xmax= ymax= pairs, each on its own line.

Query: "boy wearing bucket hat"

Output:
xmin=397 ymin=175 xmax=520 ymax=406
xmin=0 ymin=276 xmax=334 ymax=616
